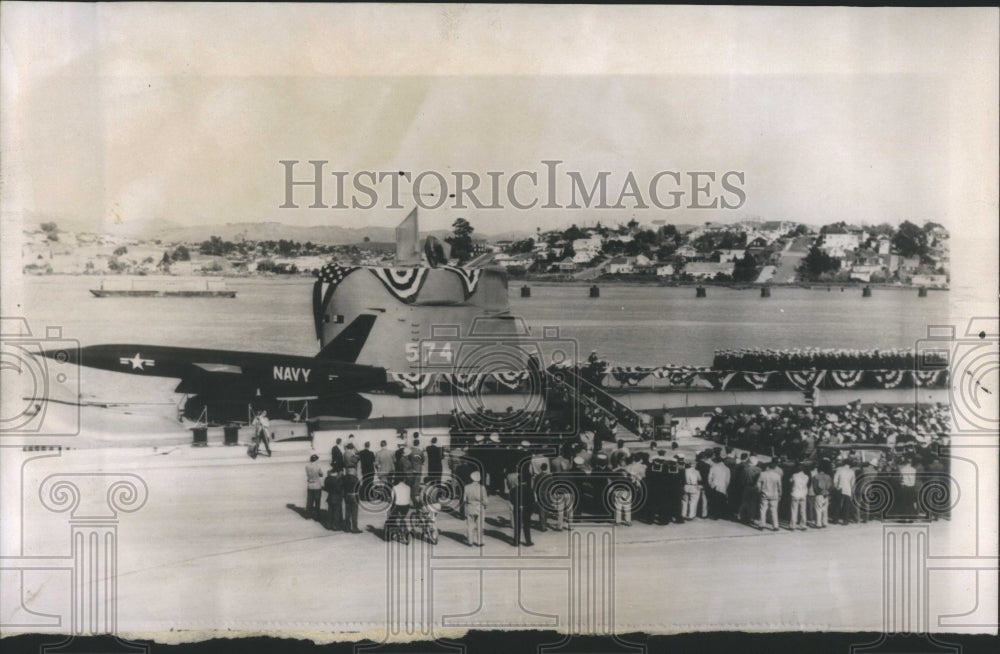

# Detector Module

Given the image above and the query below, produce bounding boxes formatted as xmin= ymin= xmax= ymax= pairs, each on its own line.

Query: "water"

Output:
xmin=20 ymin=276 xmax=949 ymax=367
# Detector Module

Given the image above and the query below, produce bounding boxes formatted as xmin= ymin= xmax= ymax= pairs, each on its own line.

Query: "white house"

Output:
xmin=555 ymin=257 xmax=577 ymax=273
xmin=910 ymin=274 xmax=948 ymax=288
xmin=572 ymin=236 xmax=603 ymax=254
xmin=607 ymin=256 xmax=633 ymax=274
xmin=572 ymin=250 xmax=596 ymax=265
xmin=684 ymin=262 xmax=735 ymax=279
xmin=716 ymin=249 xmax=746 ymax=263
xmin=849 ymin=271 xmax=872 ymax=283
xmin=820 ymin=233 xmax=861 ymax=257
xmin=656 ymin=264 xmax=675 ymax=277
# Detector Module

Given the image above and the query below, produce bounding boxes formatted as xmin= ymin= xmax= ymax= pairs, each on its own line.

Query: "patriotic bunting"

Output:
xmin=872 ymin=370 xmax=906 ymax=388
xmin=313 ymin=263 xmax=359 ymax=339
xmin=442 ymin=372 xmax=484 ymax=394
xmin=368 ymin=267 xmax=429 ymax=303
xmin=830 ymin=370 xmax=865 ymax=388
xmin=389 ymin=372 xmax=435 ymax=392
xmin=442 ymin=265 xmax=483 ymax=299
xmin=912 ymin=370 xmax=942 ymax=387
xmin=742 ymin=372 xmax=773 ymax=390
xmin=785 ymin=369 xmax=827 ymax=390
xmin=493 ymin=370 xmax=528 ymax=390
xmin=379 ymin=366 xmax=947 ymax=396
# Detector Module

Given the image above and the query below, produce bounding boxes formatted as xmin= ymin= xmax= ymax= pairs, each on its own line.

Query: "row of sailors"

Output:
xmin=712 ymin=347 xmax=948 ymax=372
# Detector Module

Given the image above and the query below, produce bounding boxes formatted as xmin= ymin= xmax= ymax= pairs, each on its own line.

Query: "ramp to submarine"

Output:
xmin=546 ymin=366 xmax=650 ymax=438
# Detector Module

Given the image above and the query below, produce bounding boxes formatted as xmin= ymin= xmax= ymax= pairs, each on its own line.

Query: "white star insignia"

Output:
xmin=119 ymin=352 xmax=154 ymax=370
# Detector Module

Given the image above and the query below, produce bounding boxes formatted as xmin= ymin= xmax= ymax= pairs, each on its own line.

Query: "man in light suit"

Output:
xmin=464 ymin=470 xmax=488 ymax=547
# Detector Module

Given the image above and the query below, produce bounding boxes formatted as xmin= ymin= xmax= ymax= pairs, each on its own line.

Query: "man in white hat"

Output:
xmin=464 ymin=470 xmax=487 ymax=546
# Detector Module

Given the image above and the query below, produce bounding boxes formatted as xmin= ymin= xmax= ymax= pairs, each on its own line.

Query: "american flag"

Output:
xmin=318 ymin=263 xmax=358 ymax=285
xmin=313 ymin=263 xmax=358 ymax=339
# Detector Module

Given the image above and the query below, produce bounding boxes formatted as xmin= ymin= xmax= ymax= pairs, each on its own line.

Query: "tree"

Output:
xmin=658 ymin=224 xmax=679 ymax=241
xmin=113 ymin=246 xmax=128 ymax=256
xmin=732 ymin=252 xmax=760 ymax=282
xmin=798 ymin=245 xmax=841 ymax=280
xmin=563 ymin=224 xmax=586 ymax=242
xmin=445 ymin=218 xmax=475 ymax=263
xmin=40 ymin=221 xmax=58 ymax=233
xmin=892 ymin=221 xmax=928 ymax=258
xmin=171 ymin=245 xmax=190 ymax=261
xmin=509 ymin=239 xmax=535 ymax=254
xmin=656 ymin=243 xmax=676 ymax=261
xmin=602 ymin=239 xmax=625 ymax=256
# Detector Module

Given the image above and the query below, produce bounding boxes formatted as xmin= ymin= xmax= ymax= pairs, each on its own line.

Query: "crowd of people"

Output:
xmin=712 ymin=347 xmax=949 ymax=372
xmin=701 ymin=401 xmax=950 ymax=456
xmin=304 ymin=424 xmax=949 ymax=546
xmin=300 ymin=394 xmax=950 ymax=543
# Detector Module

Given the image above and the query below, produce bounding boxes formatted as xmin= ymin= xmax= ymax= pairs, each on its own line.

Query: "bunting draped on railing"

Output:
xmin=611 ymin=366 xmax=654 ymax=386
xmin=441 ymin=372 xmax=483 ymax=393
xmin=785 ymin=369 xmax=827 ymax=390
xmin=369 ymin=267 xmax=429 ymax=303
xmin=389 ymin=372 xmax=435 ymax=392
xmin=493 ymin=370 xmax=529 ymax=390
xmin=912 ymin=370 xmax=943 ymax=387
xmin=872 ymin=369 xmax=906 ymax=389
xmin=441 ymin=265 xmax=483 ymax=299
xmin=382 ymin=366 xmax=947 ymax=396
xmin=742 ymin=372 xmax=773 ymax=390
xmin=829 ymin=369 xmax=865 ymax=388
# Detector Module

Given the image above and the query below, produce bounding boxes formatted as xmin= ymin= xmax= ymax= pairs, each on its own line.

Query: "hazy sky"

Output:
xmin=2 ymin=5 xmax=997 ymax=235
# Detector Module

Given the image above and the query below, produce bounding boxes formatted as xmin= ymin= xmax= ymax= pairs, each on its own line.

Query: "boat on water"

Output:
xmin=90 ymin=278 xmax=236 ymax=298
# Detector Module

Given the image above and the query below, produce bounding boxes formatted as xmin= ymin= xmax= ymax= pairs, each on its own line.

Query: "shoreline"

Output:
xmin=22 ymin=271 xmax=949 ymax=291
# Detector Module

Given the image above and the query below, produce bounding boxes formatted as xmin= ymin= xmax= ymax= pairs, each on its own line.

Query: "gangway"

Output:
xmin=544 ymin=366 xmax=652 ymax=438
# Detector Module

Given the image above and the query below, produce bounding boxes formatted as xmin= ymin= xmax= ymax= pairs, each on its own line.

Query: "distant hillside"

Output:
xmin=147 ymin=222 xmax=465 ymax=246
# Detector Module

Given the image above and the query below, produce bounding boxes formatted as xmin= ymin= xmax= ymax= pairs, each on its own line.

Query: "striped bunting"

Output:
xmin=442 ymin=265 xmax=483 ymax=299
xmin=368 ymin=267 xmax=429 ymax=303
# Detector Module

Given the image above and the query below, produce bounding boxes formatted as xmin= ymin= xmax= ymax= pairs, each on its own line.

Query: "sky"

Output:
xmin=1 ymin=4 xmax=997 ymax=236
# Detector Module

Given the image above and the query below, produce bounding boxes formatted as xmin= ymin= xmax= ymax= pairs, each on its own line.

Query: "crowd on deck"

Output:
xmin=301 ymin=399 xmax=950 ymax=544
xmin=712 ymin=347 xmax=949 ymax=372
xmin=700 ymin=401 xmax=950 ymax=456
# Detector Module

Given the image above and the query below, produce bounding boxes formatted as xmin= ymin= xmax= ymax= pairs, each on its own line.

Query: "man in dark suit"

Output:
xmin=425 ymin=437 xmax=444 ymax=482
xmin=341 ymin=469 xmax=362 ymax=533
xmin=511 ymin=466 xmax=535 ymax=547
xmin=330 ymin=437 xmax=345 ymax=473
xmin=324 ymin=468 xmax=344 ymax=531
xmin=358 ymin=441 xmax=376 ymax=481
